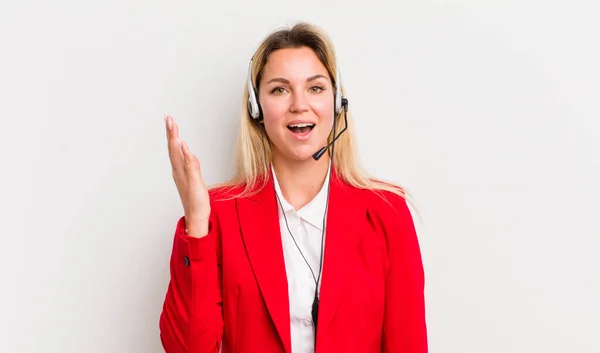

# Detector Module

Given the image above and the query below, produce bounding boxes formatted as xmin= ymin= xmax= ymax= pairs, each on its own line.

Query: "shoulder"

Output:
xmin=342 ymin=174 xmax=411 ymax=218
xmin=208 ymin=184 xmax=241 ymax=201
xmin=207 ymin=183 xmax=246 ymax=207
xmin=355 ymin=185 xmax=422 ymax=261
xmin=346 ymin=180 xmax=416 ymax=243
xmin=361 ymin=188 xmax=412 ymax=223
xmin=206 ymin=180 xmax=266 ymax=211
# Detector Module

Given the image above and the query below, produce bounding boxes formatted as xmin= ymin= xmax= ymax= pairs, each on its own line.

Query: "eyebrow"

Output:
xmin=266 ymin=74 xmax=328 ymax=85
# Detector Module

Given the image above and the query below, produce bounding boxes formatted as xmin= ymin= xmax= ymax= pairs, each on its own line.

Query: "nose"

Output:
xmin=289 ymin=90 xmax=309 ymax=113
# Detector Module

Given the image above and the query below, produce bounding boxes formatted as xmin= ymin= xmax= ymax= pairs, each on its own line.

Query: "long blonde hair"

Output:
xmin=212 ymin=22 xmax=413 ymax=207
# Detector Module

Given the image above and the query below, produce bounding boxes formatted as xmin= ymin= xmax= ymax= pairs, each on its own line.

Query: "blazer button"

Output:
xmin=183 ymin=256 xmax=190 ymax=267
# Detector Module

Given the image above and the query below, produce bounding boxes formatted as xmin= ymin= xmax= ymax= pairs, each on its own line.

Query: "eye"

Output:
xmin=310 ymin=85 xmax=326 ymax=93
xmin=270 ymin=87 xmax=287 ymax=95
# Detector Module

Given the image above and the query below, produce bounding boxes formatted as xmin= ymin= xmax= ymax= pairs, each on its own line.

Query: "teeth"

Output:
xmin=288 ymin=123 xmax=315 ymax=128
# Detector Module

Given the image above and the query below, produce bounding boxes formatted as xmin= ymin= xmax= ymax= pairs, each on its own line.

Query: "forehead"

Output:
xmin=261 ymin=47 xmax=330 ymax=80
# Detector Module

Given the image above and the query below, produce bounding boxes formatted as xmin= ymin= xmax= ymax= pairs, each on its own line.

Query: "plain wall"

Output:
xmin=1 ymin=0 xmax=598 ymax=352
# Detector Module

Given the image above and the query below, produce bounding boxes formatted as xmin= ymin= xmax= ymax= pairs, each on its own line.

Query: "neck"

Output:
xmin=271 ymin=152 xmax=331 ymax=211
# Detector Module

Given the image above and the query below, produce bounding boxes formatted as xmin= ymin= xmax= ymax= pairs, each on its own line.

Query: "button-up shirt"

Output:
xmin=271 ymin=165 xmax=330 ymax=353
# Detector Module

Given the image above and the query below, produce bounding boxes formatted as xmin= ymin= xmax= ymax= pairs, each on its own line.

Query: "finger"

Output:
xmin=181 ymin=140 xmax=194 ymax=169
xmin=181 ymin=141 xmax=203 ymax=177
xmin=164 ymin=114 xmax=179 ymax=139
xmin=164 ymin=114 xmax=170 ymax=139
xmin=166 ymin=116 xmax=184 ymax=172
xmin=165 ymin=114 xmax=181 ymax=141
xmin=172 ymin=117 xmax=180 ymax=140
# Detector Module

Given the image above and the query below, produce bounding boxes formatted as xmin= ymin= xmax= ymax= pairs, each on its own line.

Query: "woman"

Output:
xmin=159 ymin=22 xmax=427 ymax=353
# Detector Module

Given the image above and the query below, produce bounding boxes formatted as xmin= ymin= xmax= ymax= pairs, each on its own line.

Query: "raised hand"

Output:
xmin=165 ymin=114 xmax=211 ymax=238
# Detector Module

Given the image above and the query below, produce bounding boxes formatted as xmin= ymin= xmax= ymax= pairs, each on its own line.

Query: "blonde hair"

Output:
xmin=212 ymin=21 xmax=414 ymax=208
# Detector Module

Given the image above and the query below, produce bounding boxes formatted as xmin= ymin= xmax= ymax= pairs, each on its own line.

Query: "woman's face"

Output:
xmin=258 ymin=46 xmax=335 ymax=162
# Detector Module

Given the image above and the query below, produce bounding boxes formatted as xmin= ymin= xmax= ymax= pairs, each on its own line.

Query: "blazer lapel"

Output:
xmin=316 ymin=169 xmax=365 ymax=343
xmin=235 ymin=168 xmax=364 ymax=352
xmin=236 ymin=175 xmax=292 ymax=353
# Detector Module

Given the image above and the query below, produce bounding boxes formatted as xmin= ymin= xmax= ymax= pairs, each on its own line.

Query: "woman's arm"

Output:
xmin=159 ymin=215 xmax=223 ymax=353
xmin=381 ymin=195 xmax=428 ymax=353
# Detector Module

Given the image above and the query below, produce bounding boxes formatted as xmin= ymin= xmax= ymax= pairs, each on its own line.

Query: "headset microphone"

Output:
xmin=312 ymin=98 xmax=348 ymax=161
xmin=247 ymin=61 xmax=349 ymax=162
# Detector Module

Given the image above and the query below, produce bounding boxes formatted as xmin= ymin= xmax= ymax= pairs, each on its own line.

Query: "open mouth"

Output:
xmin=287 ymin=123 xmax=315 ymax=134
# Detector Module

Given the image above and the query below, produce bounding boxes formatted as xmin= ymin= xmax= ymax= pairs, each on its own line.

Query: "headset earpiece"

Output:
xmin=247 ymin=60 xmax=261 ymax=120
xmin=334 ymin=67 xmax=343 ymax=116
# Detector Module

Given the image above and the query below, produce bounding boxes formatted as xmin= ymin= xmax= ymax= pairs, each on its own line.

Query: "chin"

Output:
xmin=290 ymin=149 xmax=317 ymax=161
xmin=283 ymin=144 xmax=321 ymax=162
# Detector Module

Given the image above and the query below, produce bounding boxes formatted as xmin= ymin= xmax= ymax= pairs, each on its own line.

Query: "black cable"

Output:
xmin=259 ymin=104 xmax=347 ymax=349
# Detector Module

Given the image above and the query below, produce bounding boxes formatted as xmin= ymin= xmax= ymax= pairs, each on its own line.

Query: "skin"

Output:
xmin=165 ymin=46 xmax=335 ymax=238
xmin=258 ymin=46 xmax=335 ymax=211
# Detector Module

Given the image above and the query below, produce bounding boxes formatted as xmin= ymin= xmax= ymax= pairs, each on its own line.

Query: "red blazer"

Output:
xmin=159 ymin=169 xmax=427 ymax=352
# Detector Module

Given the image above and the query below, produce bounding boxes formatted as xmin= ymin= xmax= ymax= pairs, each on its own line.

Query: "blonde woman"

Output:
xmin=159 ymin=22 xmax=427 ymax=353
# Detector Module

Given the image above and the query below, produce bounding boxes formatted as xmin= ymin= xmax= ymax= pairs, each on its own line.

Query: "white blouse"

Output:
xmin=271 ymin=165 xmax=330 ymax=353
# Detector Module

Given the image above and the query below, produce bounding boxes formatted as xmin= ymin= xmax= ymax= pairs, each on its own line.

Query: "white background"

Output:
xmin=1 ymin=0 xmax=598 ymax=352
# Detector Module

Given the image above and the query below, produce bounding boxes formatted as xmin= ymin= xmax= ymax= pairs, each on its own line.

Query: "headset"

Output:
xmin=247 ymin=55 xmax=348 ymax=348
xmin=250 ymin=56 xmax=350 ymax=343
xmin=246 ymin=59 xmax=347 ymax=121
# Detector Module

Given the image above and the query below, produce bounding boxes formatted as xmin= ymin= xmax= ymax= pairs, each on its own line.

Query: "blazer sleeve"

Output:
xmin=159 ymin=210 xmax=223 ymax=353
xmin=381 ymin=194 xmax=428 ymax=353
